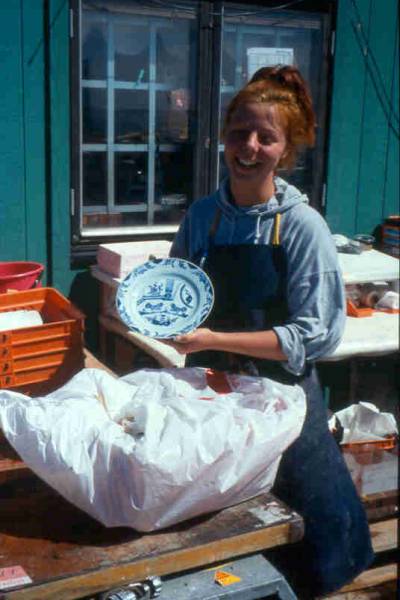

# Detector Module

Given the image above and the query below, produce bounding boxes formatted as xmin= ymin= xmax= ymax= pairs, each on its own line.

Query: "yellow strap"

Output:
xmin=272 ymin=213 xmax=281 ymax=246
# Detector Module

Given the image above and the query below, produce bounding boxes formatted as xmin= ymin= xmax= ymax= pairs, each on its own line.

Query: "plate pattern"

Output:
xmin=116 ymin=258 xmax=214 ymax=338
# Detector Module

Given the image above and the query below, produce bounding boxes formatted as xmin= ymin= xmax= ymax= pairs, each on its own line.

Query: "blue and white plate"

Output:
xmin=116 ymin=258 xmax=214 ymax=339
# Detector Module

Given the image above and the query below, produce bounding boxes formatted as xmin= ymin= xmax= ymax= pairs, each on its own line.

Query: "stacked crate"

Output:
xmin=0 ymin=288 xmax=85 ymax=396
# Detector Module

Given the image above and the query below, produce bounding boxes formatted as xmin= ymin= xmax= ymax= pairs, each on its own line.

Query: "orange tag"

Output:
xmin=214 ymin=570 xmax=241 ymax=587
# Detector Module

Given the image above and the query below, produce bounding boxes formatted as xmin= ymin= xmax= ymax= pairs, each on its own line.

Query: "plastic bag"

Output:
xmin=335 ymin=401 xmax=398 ymax=443
xmin=0 ymin=367 xmax=306 ymax=531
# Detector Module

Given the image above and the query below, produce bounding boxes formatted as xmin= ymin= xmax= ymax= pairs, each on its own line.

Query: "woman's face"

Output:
xmin=223 ymin=102 xmax=287 ymax=204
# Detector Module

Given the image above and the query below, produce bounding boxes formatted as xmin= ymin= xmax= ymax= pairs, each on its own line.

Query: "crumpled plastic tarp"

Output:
xmin=335 ymin=401 xmax=398 ymax=444
xmin=0 ymin=367 xmax=306 ymax=531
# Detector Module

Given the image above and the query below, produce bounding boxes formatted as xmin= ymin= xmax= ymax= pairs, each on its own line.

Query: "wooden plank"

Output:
xmin=363 ymin=489 xmax=399 ymax=522
xmin=324 ymin=564 xmax=398 ymax=597
xmin=0 ymin=475 xmax=303 ymax=600
xmin=0 ymin=1 xmax=26 ymax=260
xmin=369 ymin=519 xmax=397 ymax=553
xmin=324 ymin=578 xmax=397 ymax=599
xmin=22 ymin=0 xmax=47 ymax=274
xmin=83 ymin=348 xmax=116 ymax=376
xmin=383 ymin=17 xmax=399 ymax=219
xmin=48 ymin=0 xmax=74 ymax=295
xmin=99 ymin=313 xmax=184 ymax=368
xmin=325 ymin=0 xmax=371 ymax=236
xmin=356 ymin=0 xmax=399 ymax=234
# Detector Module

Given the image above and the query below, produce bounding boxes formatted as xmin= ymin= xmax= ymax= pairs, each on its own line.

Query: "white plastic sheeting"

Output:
xmin=0 ymin=367 xmax=306 ymax=531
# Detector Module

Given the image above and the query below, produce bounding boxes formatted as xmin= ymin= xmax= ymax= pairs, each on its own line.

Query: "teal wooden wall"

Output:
xmin=326 ymin=0 xmax=399 ymax=236
xmin=0 ymin=0 xmax=398 ymax=304
xmin=0 ymin=0 xmax=47 ymax=271
xmin=0 ymin=0 xmax=80 ymax=295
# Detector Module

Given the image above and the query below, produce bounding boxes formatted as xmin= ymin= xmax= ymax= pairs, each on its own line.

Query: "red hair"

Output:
xmin=223 ymin=65 xmax=316 ymax=169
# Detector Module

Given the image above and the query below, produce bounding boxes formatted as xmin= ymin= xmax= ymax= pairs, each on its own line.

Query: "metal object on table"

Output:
xmin=157 ymin=554 xmax=297 ymax=599
xmin=98 ymin=576 xmax=162 ymax=600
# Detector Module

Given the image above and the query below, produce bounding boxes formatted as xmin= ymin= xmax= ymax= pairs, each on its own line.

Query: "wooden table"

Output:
xmin=0 ymin=473 xmax=303 ymax=600
xmin=1 ymin=353 xmax=397 ymax=600
xmin=0 ymin=350 xmax=304 ymax=599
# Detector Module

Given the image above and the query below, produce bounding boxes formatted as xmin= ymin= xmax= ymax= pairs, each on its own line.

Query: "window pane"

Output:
xmin=83 ymin=89 xmax=107 ymax=143
xmin=156 ymin=25 xmax=192 ymax=87
xmin=156 ymin=90 xmax=191 ymax=143
xmin=82 ymin=21 xmax=107 ymax=80
xmin=115 ymin=90 xmax=148 ymax=143
xmin=154 ymin=148 xmax=193 ymax=225
xmin=219 ymin=5 xmax=327 ymax=205
xmin=82 ymin=153 xmax=107 ymax=207
xmin=80 ymin=1 xmax=198 ymax=235
xmin=115 ymin=152 xmax=147 ymax=205
xmin=114 ymin=23 xmax=149 ymax=83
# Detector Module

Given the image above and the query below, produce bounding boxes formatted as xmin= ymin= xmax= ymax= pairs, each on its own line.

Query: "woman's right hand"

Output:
xmin=163 ymin=328 xmax=216 ymax=354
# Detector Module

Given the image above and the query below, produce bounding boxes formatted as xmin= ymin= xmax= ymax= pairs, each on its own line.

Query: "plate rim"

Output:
xmin=116 ymin=257 xmax=215 ymax=338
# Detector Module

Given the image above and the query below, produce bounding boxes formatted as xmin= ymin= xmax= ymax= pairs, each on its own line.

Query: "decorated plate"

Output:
xmin=116 ymin=258 xmax=214 ymax=339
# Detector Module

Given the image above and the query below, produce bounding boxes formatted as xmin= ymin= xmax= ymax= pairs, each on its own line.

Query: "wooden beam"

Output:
xmin=324 ymin=564 xmax=398 ymax=597
xmin=370 ymin=518 xmax=397 ymax=553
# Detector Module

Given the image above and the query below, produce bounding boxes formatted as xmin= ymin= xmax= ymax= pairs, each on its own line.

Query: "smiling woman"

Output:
xmin=223 ymin=103 xmax=287 ymax=206
xmin=169 ymin=65 xmax=374 ymax=598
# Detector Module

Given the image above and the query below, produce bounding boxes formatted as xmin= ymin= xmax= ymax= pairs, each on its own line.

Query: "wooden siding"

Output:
xmin=0 ymin=1 xmax=47 ymax=275
xmin=48 ymin=0 xmax=75 ymax=293
xmin=0 ymin=2 xmax=28 ymax=261
xmin=326 ymin=0 xmax=399 ymax=236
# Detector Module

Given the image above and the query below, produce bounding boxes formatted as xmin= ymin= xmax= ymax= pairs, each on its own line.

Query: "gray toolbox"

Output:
xmin=158 ymin=554 xmax=297 ymax=599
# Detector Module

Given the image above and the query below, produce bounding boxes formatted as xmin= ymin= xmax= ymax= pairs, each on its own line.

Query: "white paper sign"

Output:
xmin=247 ymin=47 xmax=294 ymax=80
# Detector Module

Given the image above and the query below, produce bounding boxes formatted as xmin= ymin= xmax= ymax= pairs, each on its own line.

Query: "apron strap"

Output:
xmin=271 ymin=213 xmax=281 ymax=246
xmin=207 ymin=208 xmax=282 ymax=248
xmin=199 ymin=208 xmax=222 ymax=268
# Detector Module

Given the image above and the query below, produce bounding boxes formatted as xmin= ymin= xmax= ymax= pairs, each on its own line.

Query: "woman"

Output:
xmin=168 ymin=65 xmax=373 ymax=597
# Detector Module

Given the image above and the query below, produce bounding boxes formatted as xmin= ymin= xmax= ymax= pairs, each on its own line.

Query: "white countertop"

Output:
xmin=320 ymin=311 xmax=399 ymax=362
xmin=338 ymin=249 xmax=399 ymax=284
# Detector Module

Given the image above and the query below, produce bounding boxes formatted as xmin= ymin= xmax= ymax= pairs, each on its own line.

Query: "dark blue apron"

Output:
xmin=189 ymin=208 xmax=374 ymax=597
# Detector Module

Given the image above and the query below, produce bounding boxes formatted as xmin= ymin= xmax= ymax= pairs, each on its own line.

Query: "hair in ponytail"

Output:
xmin=223 ymin=64 xmax=316 ymax=169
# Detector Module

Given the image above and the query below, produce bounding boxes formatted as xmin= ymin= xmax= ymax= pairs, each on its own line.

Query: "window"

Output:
xmin=218 ymin=4 xmax=330 ymax=204
xmin=71 ymin=1 xmax=333 ymax=250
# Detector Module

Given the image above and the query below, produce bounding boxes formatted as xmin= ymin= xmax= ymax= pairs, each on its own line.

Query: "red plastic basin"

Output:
xmin=0 ymin=262 xmax=44 ymax=293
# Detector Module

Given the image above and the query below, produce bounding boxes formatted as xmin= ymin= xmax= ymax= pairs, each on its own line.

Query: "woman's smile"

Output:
xmin=224 ymin=103 xmax=287 ymax=204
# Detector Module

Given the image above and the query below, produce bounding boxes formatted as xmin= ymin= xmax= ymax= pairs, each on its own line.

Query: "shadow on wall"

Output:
xmin=69 ymin=270 xmax=99 ymax=352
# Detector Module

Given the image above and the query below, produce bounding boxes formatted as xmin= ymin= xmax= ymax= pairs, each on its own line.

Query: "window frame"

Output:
xmin=70 ymin=0 xmax=335 ymax=262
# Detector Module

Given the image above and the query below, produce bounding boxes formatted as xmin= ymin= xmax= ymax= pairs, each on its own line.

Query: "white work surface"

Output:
xmin=92 ymin=250 xmax=399 ymax=366
xmin=321 ymin=311 xmax=399 ymax=362
xmin=338 ymin=249 xmax=399 ymax=284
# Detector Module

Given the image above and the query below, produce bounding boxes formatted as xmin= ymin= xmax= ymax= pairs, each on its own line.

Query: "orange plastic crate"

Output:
xmin=0 ymin=288 xmax=85 ymax=394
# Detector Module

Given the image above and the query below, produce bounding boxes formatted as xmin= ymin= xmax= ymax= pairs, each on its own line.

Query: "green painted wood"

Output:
xmin=325 ymin=0 xmax=371 ymax=236
xmin=382 ymin=16 xmax=399 ymax=219
xmin=48 ymin=0 xmax=74 ymax=295
xmin=356 ymin=0 xmax=399 ymax=235
xmin=0 ymin=1 xmax=26 ymax=260
xmin=326 ymin=0 xmax=399 ymax=238
xmin=22 ymin=0 xmax=47 ymax=279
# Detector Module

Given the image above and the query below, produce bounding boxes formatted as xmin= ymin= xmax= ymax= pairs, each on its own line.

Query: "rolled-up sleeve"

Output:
xmin=272 ymin=207 xmax=346 ymax=376
xmin=274 ymin=271 xmax=346 ymax=375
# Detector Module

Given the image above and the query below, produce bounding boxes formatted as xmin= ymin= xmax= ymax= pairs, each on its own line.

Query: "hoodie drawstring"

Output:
xmin=254 ymin=215 xmax=261 ymax=245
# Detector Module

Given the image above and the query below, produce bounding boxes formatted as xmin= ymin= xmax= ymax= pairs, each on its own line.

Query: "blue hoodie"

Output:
xmin=170 ymin=176 xmax=346 ymax=375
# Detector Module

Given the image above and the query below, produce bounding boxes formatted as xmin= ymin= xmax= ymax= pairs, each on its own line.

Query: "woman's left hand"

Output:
xmin=164 ymin=328 xmax=215 ymax=354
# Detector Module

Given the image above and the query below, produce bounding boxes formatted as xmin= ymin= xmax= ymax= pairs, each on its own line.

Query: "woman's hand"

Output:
xmin=163 ymin=328 xmax=287 ymax=361
xmin=164 ymin=328 xmax=215 ymax=354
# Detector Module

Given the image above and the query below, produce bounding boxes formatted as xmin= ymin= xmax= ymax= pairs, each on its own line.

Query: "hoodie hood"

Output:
xmin=216 ymin=175 xmax=308 ymax=220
